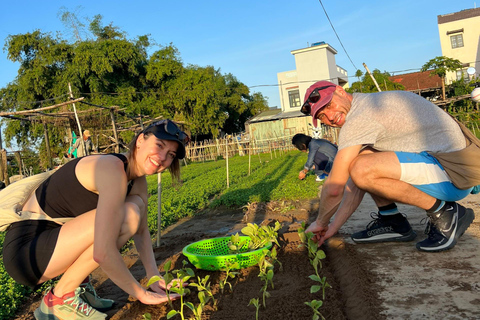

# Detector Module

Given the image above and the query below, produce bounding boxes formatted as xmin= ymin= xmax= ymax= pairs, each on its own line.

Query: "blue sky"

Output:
xmin=0 ymin=0 xmax=477 ymax=110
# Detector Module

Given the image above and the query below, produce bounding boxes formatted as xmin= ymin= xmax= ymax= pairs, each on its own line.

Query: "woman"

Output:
xmin=2 ymin=119 xmax=188 ymax=320
xmin=292 ymin=133 xmax=337 ymax=182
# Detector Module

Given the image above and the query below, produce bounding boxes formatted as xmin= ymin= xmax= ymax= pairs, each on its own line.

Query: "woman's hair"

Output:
xmin=292 ymin=133 xmax=312 ymax=151
xmin=126 ymin=131 xmax=181 ymax=182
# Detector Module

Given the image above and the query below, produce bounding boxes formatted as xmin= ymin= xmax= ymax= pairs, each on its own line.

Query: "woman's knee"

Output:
xmin=121 ymin=201 xmax=143 ymax=237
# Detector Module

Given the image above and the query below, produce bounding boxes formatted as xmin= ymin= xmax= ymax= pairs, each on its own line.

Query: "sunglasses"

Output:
xmin=148 ymin=120 xmax=190 ymax=143
xmin=300 ymin=85 xmax=336 ymax=115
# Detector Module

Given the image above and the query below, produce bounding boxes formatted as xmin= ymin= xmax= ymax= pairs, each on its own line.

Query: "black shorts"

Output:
xmin=2 ymin=220 xmax=61 ymax=289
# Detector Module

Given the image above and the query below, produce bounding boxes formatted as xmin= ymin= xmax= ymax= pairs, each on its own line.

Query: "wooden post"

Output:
xmin=226 ymin=137 xmax=230 ymax=188
xmin=110 ymin=108 xmax=120 ymax=153
xmin=156 ymin=172 xmax=162 ymax=247
xmin=0 ymin=126 xmax=2 ymax=150
xmin=14 ymin=152 xmax=22 ymax=176
xmin=1 ymin=149 xmax=9 ymax=186
xmin=68 ymin=83 xmax=86 ymax=153
xmin=248 ymin=144 xmax=251 ymax=176
xmin=44 ymin=123 xmax=53 ymax=169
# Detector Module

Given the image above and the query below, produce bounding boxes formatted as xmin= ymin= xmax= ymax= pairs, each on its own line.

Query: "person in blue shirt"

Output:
xmin=292 ymin=133 xmax=338 ymax=182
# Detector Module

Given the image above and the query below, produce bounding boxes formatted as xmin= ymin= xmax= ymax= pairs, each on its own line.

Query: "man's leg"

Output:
xmin=349 ymin=151 xmax=474 ymax=251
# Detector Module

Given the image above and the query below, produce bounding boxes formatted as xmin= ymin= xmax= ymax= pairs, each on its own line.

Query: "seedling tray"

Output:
xmin=183 ymin=236 xmax=272 ymax=271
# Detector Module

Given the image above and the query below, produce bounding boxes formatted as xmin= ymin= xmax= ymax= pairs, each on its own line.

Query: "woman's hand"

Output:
xmin=138 ymin=289 xmax=180 ymax=305
xmin=305 ymin=220 xmax=334 ymax=247
xmin=149 ymin=277 xmax=187 ymax=291
xmin=298 ymin=170 xmax=307 ymax=180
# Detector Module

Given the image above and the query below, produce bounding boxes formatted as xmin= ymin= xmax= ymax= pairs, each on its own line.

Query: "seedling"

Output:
xmin=166 ymin=260 xmax=195 ymax=320
xmin=241 ymin=221 xmax=281 ymax=250
xmin=257 ymin=249 xmax=275 ymax=308
xmin=248 ymin=297 xmax=261 ymax=320
xmin=142 ymin=313 xmax=152 ymax=320
xmin=305 ymin=300 xmax=325 ymax=320
xmin=189 ymin=275 xmax=216 ymax=310
xmin=227 ymin=233 xmax=248 ymax=253
xmin=219 ymin=261 xmax=240 ymax=294
xmin=147 ymin=260 xmax=175 ymax=307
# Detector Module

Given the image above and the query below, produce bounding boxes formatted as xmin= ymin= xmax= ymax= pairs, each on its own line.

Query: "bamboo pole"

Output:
xmin=363 ymin=63 xmax=382 ymax=92
xmin=225 ymin=137 xmax=230 ymax=188
xmin=0 ymin=97 xmax=84 ymax=117
xmin=156 ymin=172 xmax=162 ymax=247
xmin=43 ymin=123 xmax=53 ymax=169
xmin=68 ymin=84 xmax=86 ymax=155
xmin=109 ymin=108 xmax=120 ymax=153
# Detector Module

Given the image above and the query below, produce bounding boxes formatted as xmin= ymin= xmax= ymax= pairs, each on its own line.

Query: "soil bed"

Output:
xmin=13 ymin=199 xmax=385 ymax=320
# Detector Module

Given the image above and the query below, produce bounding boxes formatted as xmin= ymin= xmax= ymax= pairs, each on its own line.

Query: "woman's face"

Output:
xmin=136 ymin=134 xmax=179 ymax=175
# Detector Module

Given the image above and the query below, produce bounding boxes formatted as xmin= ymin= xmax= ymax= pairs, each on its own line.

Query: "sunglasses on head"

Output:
xmin=148 ymin=120 xmax=190 ymax=143
xmin=300 ymin=85 xmax=336 ymax=115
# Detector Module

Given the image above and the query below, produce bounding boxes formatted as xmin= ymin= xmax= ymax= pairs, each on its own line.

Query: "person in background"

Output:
xmin=2 ymin=120 xmax=188 ymax=319
xmin=302 ymin=81 xmax=476 ymax=252
xmin=292 ymin=133 xmax=337 ymax=182
xmin=70 ymin=130 xmax=96 ymax=158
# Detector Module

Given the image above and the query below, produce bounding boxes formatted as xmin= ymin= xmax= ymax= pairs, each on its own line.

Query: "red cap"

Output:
xmin=303 ymin=81 xmax=337 ymax=126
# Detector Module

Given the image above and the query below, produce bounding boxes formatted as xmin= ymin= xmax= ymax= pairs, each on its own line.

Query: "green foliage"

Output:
xmin=421 ymin=56 xmax=463 ymax=79
xmin=347 ymin=69 xmax=404 ymax=93
xmin=241 ymin=221 xmax=281 ymax=250
xmin=218 ymin=261 xmax=240 ymax=294
xmin=0 ymin=12 xmax=268 ymax=161
xmin=248 ymin=297 xmax=261 ymax=320
xmin=305 ymin=299 xmax=325 ymax=320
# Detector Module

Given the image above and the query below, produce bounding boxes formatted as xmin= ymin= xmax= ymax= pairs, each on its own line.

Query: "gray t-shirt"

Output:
xmin=338 ymin=91 xmax=465 ymax=153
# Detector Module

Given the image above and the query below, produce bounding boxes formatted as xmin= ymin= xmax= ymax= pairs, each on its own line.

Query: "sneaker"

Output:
xmin=80 ymin=280 xmax=115 ymax=311
xmin=351 ymin=212 xmax=417 ymax=243
xmin=316 ymin=173 xmax=327 ymax=182
xmin=34 ymin=287 xmax=107 ymax=320
xmin=416 ymin=202 xmax=475 ymax=252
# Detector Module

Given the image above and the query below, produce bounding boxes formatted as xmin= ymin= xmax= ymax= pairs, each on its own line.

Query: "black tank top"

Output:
xmin=35 ymin=153 xmax=134 ymax=218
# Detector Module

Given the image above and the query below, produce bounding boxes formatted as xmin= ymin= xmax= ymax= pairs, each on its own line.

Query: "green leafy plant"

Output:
xmin=248 ymin=297 xmax=261 ymax=320
xmin=227 ymin=233 xmax=248 ymax=253
xmin=189 ymin=275 xmax=217 ymax=311
xmin=166 ymin=261 xmax=195 ymax=320
xmin=305 ymin=300 xmax=325 ymax=320
xmin=257 ymin=249 xmax=275 ymax=308
xmin=241 ymin=221 xmax=281 ymax=250
xmin=219 ymin=261 xmax=240 ymax=294
xmin=142 ymin=313 xmax=152 ymax=320
xmin=147 ymin=260 xmax=176 ymax=307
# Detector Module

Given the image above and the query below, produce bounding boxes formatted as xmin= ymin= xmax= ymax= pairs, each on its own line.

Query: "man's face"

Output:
xmin=315 ymin=90 xmax=351 ymax=127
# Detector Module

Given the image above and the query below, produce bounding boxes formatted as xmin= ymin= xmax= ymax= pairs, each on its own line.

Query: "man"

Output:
xmin=303 ymin=81 xmax=476 ymax=252
xmin=70 ymin=130 xmax=95 ymax=158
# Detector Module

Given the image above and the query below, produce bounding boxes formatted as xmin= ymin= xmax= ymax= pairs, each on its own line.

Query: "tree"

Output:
xmin=421 ymin=56 xmax=463 ymax=100
xmin=347 ymin=69 xmax=404 ymax=93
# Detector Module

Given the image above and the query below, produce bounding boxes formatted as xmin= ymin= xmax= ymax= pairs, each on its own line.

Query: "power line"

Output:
xmin=318 ymin=0 xmax=358 ymax=71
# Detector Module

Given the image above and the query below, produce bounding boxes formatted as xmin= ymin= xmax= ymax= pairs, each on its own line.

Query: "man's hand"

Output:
xmin=305 ymin=220 xmax=335 ymax=247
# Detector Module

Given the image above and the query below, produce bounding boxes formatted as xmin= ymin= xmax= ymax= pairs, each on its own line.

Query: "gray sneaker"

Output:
xmin=34 ymin=287 xmax=107 ymax=320
xmin=80 ymin=280 xmax=115 ymax=311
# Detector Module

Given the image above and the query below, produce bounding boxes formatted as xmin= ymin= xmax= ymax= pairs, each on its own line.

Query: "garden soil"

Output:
xmin=13 ymin=191 xmax=480 ymax=320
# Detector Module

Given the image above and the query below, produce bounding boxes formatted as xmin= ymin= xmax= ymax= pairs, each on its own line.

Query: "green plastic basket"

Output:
xmin=182 ymin=236 xmax=272 ymax=271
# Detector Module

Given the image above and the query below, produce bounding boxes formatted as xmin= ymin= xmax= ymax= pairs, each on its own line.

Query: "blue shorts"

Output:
xmin=395 ymin=151 xmax=473 ymax=201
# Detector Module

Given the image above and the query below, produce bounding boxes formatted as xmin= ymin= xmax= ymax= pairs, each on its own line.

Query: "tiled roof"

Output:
xmin=438 ymin=7 xmax=480 ymax=24
xmin=389 ymin=70 xmax=442 ymax=91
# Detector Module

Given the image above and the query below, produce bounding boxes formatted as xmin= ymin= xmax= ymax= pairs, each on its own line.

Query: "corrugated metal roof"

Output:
xmin=247 ymin=109 xmax=307 ymax=123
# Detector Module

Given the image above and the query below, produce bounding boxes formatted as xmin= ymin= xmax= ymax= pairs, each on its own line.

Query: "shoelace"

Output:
xmin=365 ymin=212 xmax=384 ymax=230
xmin=420 ymin=217 xmax=440 ymax=239
xmin=64 ymin=288 xmax=93 ymax=316
xmin=83 ymin=281 xmax=100 ymax=298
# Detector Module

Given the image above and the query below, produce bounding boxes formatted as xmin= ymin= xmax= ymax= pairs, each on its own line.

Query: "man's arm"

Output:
xmin=306 ymin=145 xmax=363 ymax=238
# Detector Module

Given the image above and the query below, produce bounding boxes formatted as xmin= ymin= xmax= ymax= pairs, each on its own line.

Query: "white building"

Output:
xmin=437 ymin=7 xmax=480 ymax=83
xmin=277 ymin=42 xmax=349 ymax=112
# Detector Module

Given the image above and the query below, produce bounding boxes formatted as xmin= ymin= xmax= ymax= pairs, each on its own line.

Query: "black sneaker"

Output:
xmin=416 ymin=202 xmax=475 ymax=252
xmin=351 ymin=212 xmax=417 ymax=243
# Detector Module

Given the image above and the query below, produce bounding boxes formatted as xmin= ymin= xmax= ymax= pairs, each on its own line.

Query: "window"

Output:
xmin=456 ymin=69 xmax=469 ymax=81
xmin=288 ymin=90 xmax=301 ymax=108
xmin=450 ymin=34 xmax=464 ymax=49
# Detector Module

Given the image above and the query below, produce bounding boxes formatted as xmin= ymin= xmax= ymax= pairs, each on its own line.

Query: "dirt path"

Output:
xmin=12 ymin=193 xmax=480 ymax=320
